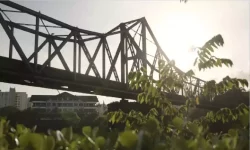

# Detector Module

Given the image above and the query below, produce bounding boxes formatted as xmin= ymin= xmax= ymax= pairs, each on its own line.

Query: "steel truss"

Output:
xmin=0 ymin=1 xmax=206 ymax=99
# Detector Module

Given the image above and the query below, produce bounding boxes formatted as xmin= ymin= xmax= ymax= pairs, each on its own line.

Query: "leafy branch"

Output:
xmin=193 ymin=34 xmax=233 ymax=71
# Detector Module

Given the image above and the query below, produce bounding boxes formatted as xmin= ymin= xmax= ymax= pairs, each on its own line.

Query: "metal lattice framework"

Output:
xmin=0 ymin=1 xmax=206 ymax=103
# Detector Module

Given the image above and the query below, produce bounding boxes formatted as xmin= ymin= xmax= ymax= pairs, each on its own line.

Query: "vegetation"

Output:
xmin=0 ymin=33 xmax=249 ymax=150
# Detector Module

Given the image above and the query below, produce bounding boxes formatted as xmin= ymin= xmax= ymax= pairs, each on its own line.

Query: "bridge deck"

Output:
xmin=0 ymin=56 xmax=238 ymax=110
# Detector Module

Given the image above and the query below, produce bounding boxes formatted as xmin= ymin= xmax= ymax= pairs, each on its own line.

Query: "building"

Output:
xmin=0 ymin=88 xmax=28 ymax=110
xmin=96 ymin=101 xmax=108 ymax=116
xmin=16 ymin=92 xmax=29 ymax=110
xmin=30 ymin=92 xmax=98 ymax=114
xmin=27 ymin=97 xmax=32 ymax=108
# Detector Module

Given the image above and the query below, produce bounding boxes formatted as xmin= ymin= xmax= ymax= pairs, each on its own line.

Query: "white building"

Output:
xmin=96 ymin=101 xmax=108 ymax=116
xmin=0 ymin=88 xmax=28 ymax=110
xmin=30 ymin=92 xmax=98 ymax=114
xmin=16 ymin=92 xmax=29 ymax=110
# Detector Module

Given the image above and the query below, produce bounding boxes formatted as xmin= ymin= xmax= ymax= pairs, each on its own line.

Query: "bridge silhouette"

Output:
xmin=0 ymin=1 xmax=215 ymax=108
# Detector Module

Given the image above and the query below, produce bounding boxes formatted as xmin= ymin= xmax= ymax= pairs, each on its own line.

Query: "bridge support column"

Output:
xmin=34 ymin=16 xmax=40 ymax=71
xmin=120 ymin=23 xmax=126 ymax=84
xmin=73 ymin=32 xmax=77 ymax=80
xmin=48 ymin=38 xmax=51 ymax=67
xmin=141 ymin=19 xmax=147 ymax=72
xmin=102 ymin=37 xmax=106 ymax=79
xmin=9 ymin=27 xmax=14 ymax=59
xmin=78 ymin=40 xmax=81 ymax=74
xmin=120 ymin=23 xmax=127 ymax=102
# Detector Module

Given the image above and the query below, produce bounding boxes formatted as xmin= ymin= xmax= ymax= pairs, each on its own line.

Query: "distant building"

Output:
xmin=16 ymin=92 xmax=29 ymax=110
xmin=30 ymin=92 xmax=98 ymax=114
xmin=0 ymin=88 xmax=28 ymax=110
xmin=96 ymin=101 xmax=108 ymax=116
xmin=27 ymin=97 xmax=32 ymax=108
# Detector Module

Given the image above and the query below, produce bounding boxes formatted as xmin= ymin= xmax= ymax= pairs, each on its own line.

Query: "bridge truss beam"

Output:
xmin=0 ymin=1 xmax=205 ymax=101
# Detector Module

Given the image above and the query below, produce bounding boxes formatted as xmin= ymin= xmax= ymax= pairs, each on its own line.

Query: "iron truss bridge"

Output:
xmin=0 ymin=1 xmax=211 ymax=108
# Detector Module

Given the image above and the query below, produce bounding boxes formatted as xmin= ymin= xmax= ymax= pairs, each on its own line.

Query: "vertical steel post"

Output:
xmin=141 ymin=19 xmax=147 ymax=72
xmin=120 ymin=23 xmax=126 ymax=101
xmin=9 ymin=27 xmax=14 ymax=59
xmin=48 ymin=39 xmax=51 ymax=67
xmin=78 ymin=40 xmax=81 ymax=74
xmin=125 ymin=37 xmax=128 ymax=84
xmin=120 ymin=23 xmax=126 ymax=84
xmin=34 ymin=16 xmax=39 ymax=71
xmin=102 ymin=38 xmax=106 ymax=79
xmin=73 ymin=32 xmax=77 ymax=79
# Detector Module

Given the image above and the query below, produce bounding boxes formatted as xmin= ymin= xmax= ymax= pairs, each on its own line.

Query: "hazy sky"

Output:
xmin=0 ymin=0 xmax=249 ymax=104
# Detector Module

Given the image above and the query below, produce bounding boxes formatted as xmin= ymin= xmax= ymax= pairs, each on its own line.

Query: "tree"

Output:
xmin=107 ymin=34 xmax=249 ymax=149
xmin=0 ymin=106 xmax=19 ymax=118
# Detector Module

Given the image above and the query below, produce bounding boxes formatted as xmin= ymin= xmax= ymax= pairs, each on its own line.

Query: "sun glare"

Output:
xmin=157 ymin=11 xmax=207 ymax=72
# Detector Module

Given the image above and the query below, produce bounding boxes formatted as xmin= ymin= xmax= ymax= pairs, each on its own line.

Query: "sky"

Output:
xmin=0 ymin=0 xmax=249 ymax=104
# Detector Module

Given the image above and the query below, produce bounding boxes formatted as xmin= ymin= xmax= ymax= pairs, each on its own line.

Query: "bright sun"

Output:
xmin=156 ymin=11 xmax=207 ymax=72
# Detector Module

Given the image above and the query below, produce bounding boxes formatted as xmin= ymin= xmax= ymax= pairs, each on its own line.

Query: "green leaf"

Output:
xmin=110 ymin=113 xmax=116 ymax=124
xmin=200 ymin=56 xmax=207 ymax=64
xmin=18 ymin=134 xmax=29 ymax=148
xmin=128 ymin=72 xmax=136 ymax=81
xmin=216 ymin=59 xmax=222 ymax=67
xmin=16 ymin=124 xmax=28 ymax=135
xmin=195 ymin=97 xmax=200 ymax=105
xmin=82 ymin=126 xmax=92 ymax=137
xmin=185 ymin=70 xmax=195 ymax=77
xmin=44 ymin=136 xmax=55 ymax=150
xmin=172 ymin=117 xmax=184 ymax=130
xmin=95 ymin=136 xmax=106 ymax=149
xmin=201 ymin=34 xmax=224 ymax=51
xmin=118 ymin=131 xmax=138 ymax=148
xmin=20 ymin=133 xmax=45 ymax=150
xmin=136 ymin=72 xmax=142 ymax=81
xmin=145 ymin=94 xmax=149 ymax=103
xmin=144 ymin=117 xmax=160 ymax=133
xmin=61 ymin=127 xmax=73 ymax=142
xmin=149 ymin=108 xmax=159 ymax=117
xmin=204 ymin=48 xmax=212 ymax=55
xmin=239 ymin=79 xmax=248 ymax=87
xmin=239 ymin=113 xmax=249 ymax=127
xmin=152 ymin=87 xmax=157 ymax=97
xmin=0 ymin=119 xmax=6 ymax=138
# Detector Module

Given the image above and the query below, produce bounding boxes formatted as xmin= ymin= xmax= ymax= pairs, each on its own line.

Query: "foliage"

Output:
xmin=60 ymin=111 xmax=81 ymax=127
xmin=202 ymin=76 xmax=248 ymax=101
xmin=107 ymin=34 xmax=249 ymax=149
xmin=0 ymin=106 xmax=19 ymax=118
xmin=193 ymin=34 xmax=233 ymax=71
xmin=0 ymin=33 xmax=249 ymax=150
xmin=0 ymin=103 xmax=248 ymax=150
